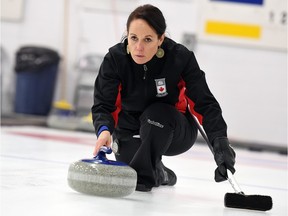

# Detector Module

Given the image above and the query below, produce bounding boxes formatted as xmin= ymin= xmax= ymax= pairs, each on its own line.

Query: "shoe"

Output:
xmin=136 ymin=183 xmax=152 ymax=192
xmin=157 ymin=162 xmax=177 ymax=186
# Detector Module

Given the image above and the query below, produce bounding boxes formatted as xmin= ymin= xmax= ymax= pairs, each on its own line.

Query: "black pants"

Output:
xmin=115 ymin=103 xmax=198 ymax=188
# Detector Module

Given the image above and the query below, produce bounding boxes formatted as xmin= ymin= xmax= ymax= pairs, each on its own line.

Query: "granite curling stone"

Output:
xmin=67 ymin=146 xmax=137 ymax=197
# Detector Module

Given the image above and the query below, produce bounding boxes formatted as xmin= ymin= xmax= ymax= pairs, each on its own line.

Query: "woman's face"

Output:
xmin=127 ymin=19 xmax=164 ymax=64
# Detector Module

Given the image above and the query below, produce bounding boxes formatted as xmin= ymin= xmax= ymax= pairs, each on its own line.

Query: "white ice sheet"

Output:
xmin=0 ymin=126 xmax=287 ymax=216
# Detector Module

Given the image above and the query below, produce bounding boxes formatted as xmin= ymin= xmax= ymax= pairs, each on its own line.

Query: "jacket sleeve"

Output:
xmin=181 ymin=51 xmax=227 ymax=143
xmin=91 ymin=52 xmax=121 ymax=136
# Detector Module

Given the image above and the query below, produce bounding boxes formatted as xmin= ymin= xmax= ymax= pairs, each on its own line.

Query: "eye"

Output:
xmin=144 ymin=38 xmax=152 ymax=42
xmin=130 ymin=36 xmax=138 ymax=41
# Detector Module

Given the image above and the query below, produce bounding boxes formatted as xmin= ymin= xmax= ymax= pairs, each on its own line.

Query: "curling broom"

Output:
xmin=190 ymin=114 xmax=273 ymax=211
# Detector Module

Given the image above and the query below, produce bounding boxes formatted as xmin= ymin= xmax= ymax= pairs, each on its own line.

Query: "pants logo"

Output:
xmin=147 ymin=119 xmax=164 ymax=128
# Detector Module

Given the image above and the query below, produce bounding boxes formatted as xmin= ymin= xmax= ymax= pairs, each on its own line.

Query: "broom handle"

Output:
xmin=190 ymin=113 xmax=244 ymax=194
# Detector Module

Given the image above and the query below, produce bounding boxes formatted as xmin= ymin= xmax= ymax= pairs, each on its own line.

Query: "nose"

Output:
xmin=135 ymin=41 xmax=144 ymax=51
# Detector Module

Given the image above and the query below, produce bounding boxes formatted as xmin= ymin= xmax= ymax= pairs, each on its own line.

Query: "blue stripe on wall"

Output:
xmin=210 ymin=0 xmax=264 ymax=5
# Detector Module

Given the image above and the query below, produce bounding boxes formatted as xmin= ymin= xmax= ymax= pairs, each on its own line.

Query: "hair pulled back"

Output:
xmin=126 ymin=4 xmax=166 ymax=38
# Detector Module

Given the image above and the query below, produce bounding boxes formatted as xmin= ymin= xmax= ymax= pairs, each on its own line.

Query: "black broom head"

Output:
xmin=224 ymin=193 xmax=273 ymax=211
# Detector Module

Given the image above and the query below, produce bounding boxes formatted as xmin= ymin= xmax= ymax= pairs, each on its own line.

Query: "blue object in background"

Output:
xmin=14 ymin=64 xmax=59 ymax=115
xmin=14 ymin=46 xmax=60 ymax=116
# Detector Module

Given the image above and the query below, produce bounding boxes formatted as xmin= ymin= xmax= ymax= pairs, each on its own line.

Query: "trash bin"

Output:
xmin=14 ymin=46 xmax=60 ymax=115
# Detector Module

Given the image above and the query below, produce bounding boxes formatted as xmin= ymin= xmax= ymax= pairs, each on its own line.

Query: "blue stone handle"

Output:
xmin=94 ymin=146 xmax=112 ymax=161
xmin=81 ymin=146 xmax=127 ymax=166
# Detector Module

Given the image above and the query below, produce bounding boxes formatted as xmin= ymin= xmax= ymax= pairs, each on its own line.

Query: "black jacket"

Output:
xmin=92 ymin=37 xmax=227 ymax=143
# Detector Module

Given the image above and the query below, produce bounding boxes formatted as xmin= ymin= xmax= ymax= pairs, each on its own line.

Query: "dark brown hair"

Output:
xmin=126 ymin=4 xmax=166 ymax=38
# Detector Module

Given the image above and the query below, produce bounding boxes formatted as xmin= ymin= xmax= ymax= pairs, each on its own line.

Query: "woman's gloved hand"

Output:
xmin=213 ymin=137 xmax=236 ymax=182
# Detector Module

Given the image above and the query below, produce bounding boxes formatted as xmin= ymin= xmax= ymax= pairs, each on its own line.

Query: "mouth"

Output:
xmin=135 ymin=54 xmax=145 ymax=58
xmin=132 ymin=53 xmax=147 ymax=64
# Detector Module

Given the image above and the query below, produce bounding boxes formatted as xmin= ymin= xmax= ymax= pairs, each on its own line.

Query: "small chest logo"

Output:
xmin=155 ymin=78 xmax=168 ymax=97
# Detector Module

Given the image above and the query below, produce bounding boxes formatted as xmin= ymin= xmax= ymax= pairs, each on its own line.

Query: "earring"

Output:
xmin=126 ymin=45 xmax=130 ymax=54
xmin=156 ymin=47 xmax=164 ymax=58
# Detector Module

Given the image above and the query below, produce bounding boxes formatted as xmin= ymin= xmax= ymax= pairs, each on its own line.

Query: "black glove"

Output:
xmin=213 ymin=137 xmax=236 ymax=182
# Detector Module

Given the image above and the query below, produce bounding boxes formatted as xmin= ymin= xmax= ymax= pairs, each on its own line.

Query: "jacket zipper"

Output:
xmin=143 ymin=64 xmax=148 ymax=80
xmin=143 ymin=64 xmax=148 ymax=97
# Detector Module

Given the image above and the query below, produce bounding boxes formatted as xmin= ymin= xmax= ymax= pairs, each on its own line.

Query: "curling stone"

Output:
xmin=67 ymin=146 xmax=137 ymax=197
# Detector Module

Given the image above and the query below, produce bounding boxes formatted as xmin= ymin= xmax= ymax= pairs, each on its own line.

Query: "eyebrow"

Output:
xmin=129 ymin=33 xmax=154 ymax=38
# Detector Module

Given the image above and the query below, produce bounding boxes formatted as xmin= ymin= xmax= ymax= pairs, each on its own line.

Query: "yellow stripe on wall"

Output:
xmin=205 ymin=20 xmax=261 ymax=39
